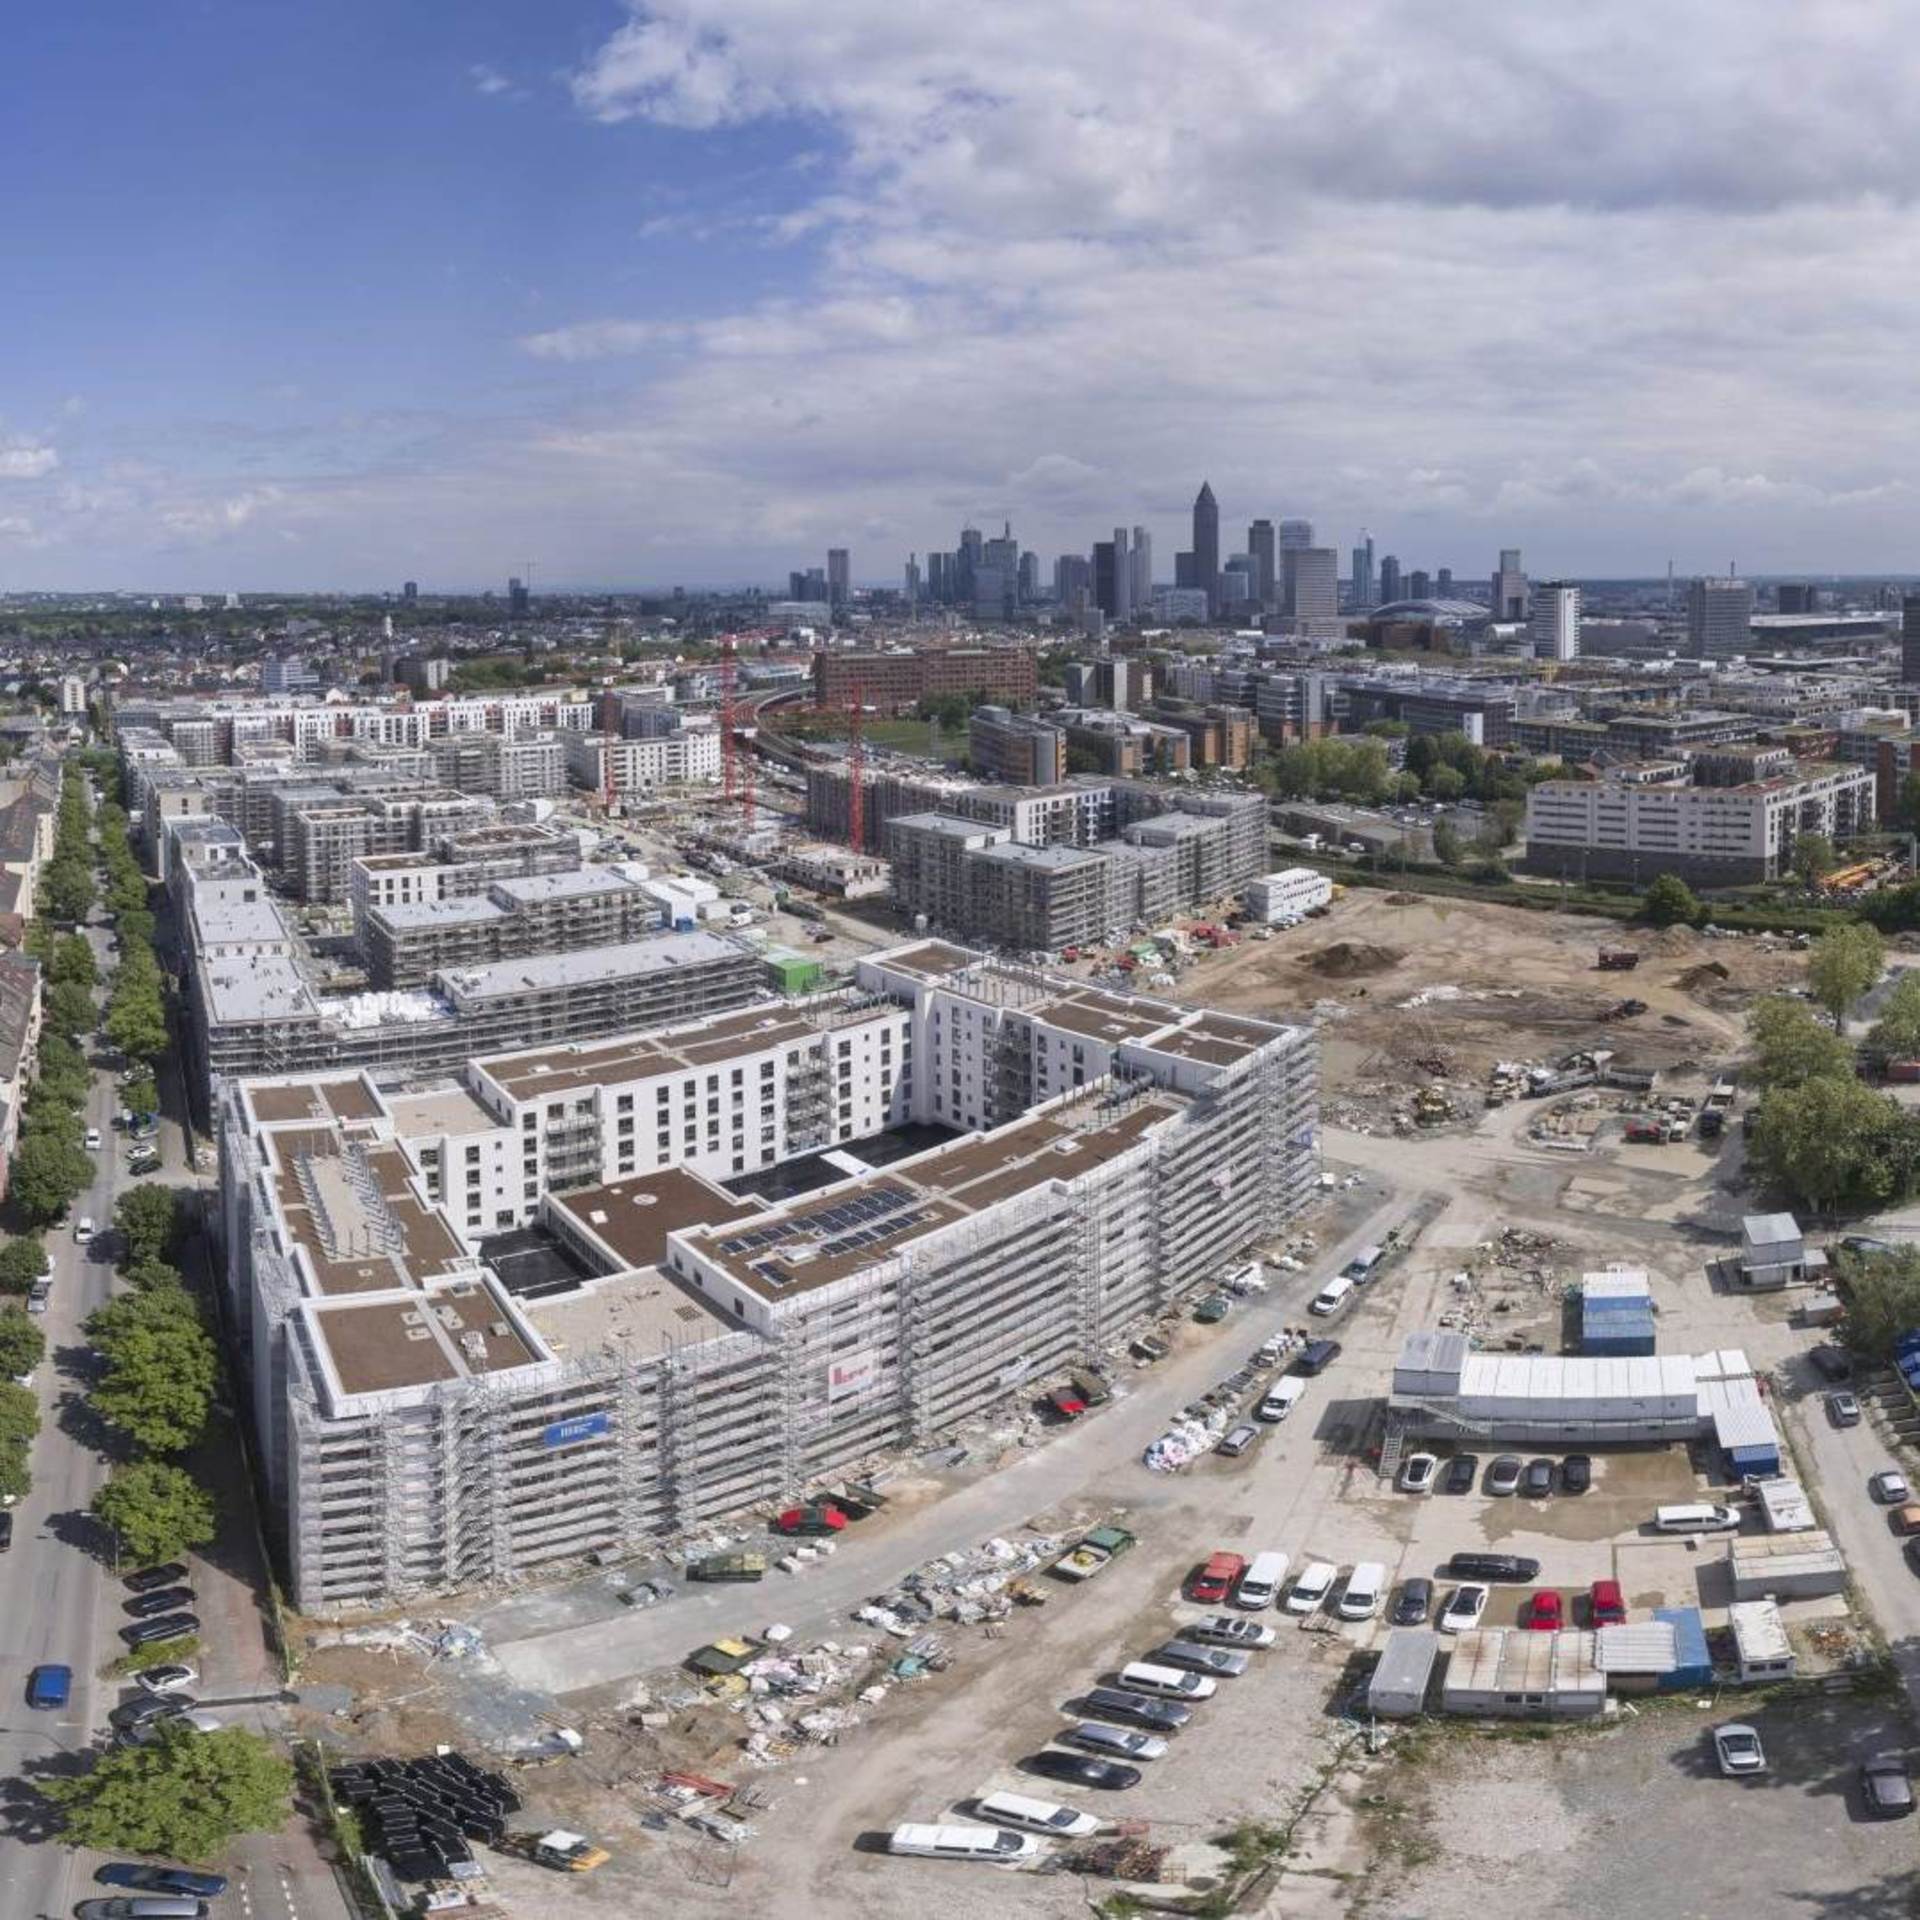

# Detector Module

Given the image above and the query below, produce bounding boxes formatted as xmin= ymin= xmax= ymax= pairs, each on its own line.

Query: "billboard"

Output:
xmin=827 ymin=1348 xmax=880 ymax=1402
xmin=541 ymin=1410 xmax=611 ymax=1450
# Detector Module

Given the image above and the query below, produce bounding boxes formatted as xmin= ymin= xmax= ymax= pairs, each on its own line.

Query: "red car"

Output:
xmin=1588 ymin=1579 xmax=1626 ymax=1627
xmin=774 ymin=1503 xmax=847 ymax=1536
xmin=1047 ymin=1384 xmax=1089 ymax=1420
xmin=1188 ymin=1551 xmax=1249 ymax=1605
xmin=1520 ymin=1589 xmax=1563 ymax=1631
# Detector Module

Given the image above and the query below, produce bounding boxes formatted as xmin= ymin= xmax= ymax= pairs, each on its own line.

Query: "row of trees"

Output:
xmin=39 ymin=763 xmax=96 ymax=924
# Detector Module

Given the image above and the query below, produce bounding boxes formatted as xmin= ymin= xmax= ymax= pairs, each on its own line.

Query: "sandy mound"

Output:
xmin=1305 ymin=940 xmax=1405 ymax=978
xmin=1675 ymin=961 xmax=1731 ymax=990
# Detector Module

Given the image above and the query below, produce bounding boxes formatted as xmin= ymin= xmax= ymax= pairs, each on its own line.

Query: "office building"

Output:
xmin=219 ymin=943 xmax=1317 ymax=1610
xmin=1776 ymin=583 xmax=1820 ymax=615
xmin=1054 ymin=710 xmax=1191 ymax=778
xmin=1437 ymin=567 xmax=1454 ymax=595
xmin=1054 ymin=554 xmax=1092 ymax=613
xmin=1901 ymin=597 xmax=1920 ymax=683
xmin=1491 ymin=549 xmax=1529 ymax=622
xmin=1193 ymin=482 xmax=1220 ymax=615
xmin=968 ymin=706 xmax=1067 ymax=786
xmin=1531 ymin=583 xmax=1582 ymax=662
xmin=262 ymin=657 xmax=318 ymax=696
xmin=1687 ymin=577 xmax=1755 ymax=657
xmin=1408 ymin=570 xmax=1432 ymax=600
xmin=1378 ymin=555 xmax=1403 ymax=604
xmin=1248 ymin=520 xmax=1278 ymax=609
xmin=1350 ymin=535 xmax=1376 ymax=611
xmin=1279 ymin=519 xmax=1314 ymax=553
xmin=508 ymin=577 xmax=531 ymax=619
xmin=1283 ymin=547 xmax=1339 ymax=619
xmin=827 ymin=548 xmax=850 ymax=614
xmin=1129 ymin=527 xmax=1152 ymax=613
xmin=812 ymin=648 xmax=1036 ymax=716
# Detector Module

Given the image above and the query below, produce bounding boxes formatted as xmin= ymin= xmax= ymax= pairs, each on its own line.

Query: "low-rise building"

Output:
xmin=1440 ymin=1629 xmax=1606 ymax=1719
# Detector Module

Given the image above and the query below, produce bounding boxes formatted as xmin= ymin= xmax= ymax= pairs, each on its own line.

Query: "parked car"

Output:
xmin=1522 ymin=1458 xmax=1556 ymax=1498
xmin=74 ymin=1215 xmax=96 ymax=1244
xmin=124 ymin=1587 xmax=194 ymax=1619
xmin=1870 ymin=1470 xmax=1911 ymax=1505
xmin=1485 ymin=1456 xmax=1524 ymax=1496
xmin=1293 ymin=1338 xmax=1342 ymax=1375
xmin=121 ymin=1613 xmax=199 ymax=1647
xmin=95 ymin=1864 xmax=229 ymax=1897
xmin=1193 ymin=1293 xmax=1232 ymax=1324
xmin=123 ymin=1563 xmax=188 ymax=1594
xmin=1400 ymin=1453 xmax=1438 ymax=1494
xmin=1188 ymin=1551 xmax=1249 ymax=1605
xmin=1438 ymin=1585 xmax=1488 ymax=1634
xmin=1443 ymin=1452 xmax=1480 ymax=1494
xmin=1080 ymin=1686 xmax=1190 ymax=1733
xmin=1560 ymin=1454 xmax=1593 ymax=1494
xmin=1391 ymin=1578 xmax=1433 ymax=1626
xmin=1150 ymin=1640 xmax=1250 ymax=1679
xmin=1187 ymin=1615 xmax=1276 ymax=1649
xmin=1827 ymin=1391 xmax=1862 ymax=1427
xmin=1712 ymin=1724 xmax=1766 ymax=1778
xmin=84 ymin=1127 xmax=102 ymax=1151
xmin=1446 ymin=1552 xmax=1541 ymax=1583
xmin=1023 ymin=1750 xmax=1140 ymax=1792
xmin=1520 ymin=1590 xmax=1563 ymax=1631
xmin=1588 ymin=1579 xmax=1627 ymax=1626
xmin=135 ymin=1664 xmax=199 ymax=1695
xmin=1063 ymin=1722 xmax=1167 ymax=1762
xmin=1861 ymin=1752 xmax=1915 ymax=1818
xmin=1215 ymin=1423 xmax=1261 ymax=1458
xmin=1809 ymin=1345 xmax=1853 ymax=1382
xmin=773 ymin=1503 xmax=846 ymax=1536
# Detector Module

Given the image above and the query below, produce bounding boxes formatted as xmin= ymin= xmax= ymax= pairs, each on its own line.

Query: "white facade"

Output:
xmin=1245 ymin=867 xmax=1333 ymax=924
xmin=565 ymin=724 xmax=721 ymax=796
xmin=1530 ymin=584 xmax=1581 ymax=663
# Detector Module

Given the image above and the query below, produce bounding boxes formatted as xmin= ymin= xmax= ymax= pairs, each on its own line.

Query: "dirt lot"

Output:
xmin=1169 ymin=892 xmax=1803 ymax=1132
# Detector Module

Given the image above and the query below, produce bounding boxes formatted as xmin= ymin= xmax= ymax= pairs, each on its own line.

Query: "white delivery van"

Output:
xmin=1337 ymin=1561 xmax=1386 ymax=1619
xmin=888 ymin=1823 xmax=1040 ymax=1863
xmin=1233 ymin=1551 xmax=1292 ymax=1610
xmin=1653 ymin=1502 xmax=1741 ymax=1534
xmin=1310 ymin=1275 xmax=1353 ymax=1316
xmin=1118 ymin=1661 xmax=1218 ymax=1701
xmin=1286 ymin=1560 xmax=1338 ymax=1614
xmin=1257 ymin=1378 xmax=1307 ymax=1422
xmin=974 ymin=1792 xmax=1099 ymax=1838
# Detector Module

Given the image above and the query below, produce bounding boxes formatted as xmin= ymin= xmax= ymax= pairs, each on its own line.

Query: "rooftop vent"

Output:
xmin=404 ymin=1326 xmax=433 ymax=1342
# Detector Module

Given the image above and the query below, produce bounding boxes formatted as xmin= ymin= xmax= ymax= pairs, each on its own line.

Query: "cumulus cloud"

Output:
xmin=468 ymin=64 xmax=519 ymax=99
xmin=0 ymin=442 xmax=58 ymax=481
xmin=520 ymin=319 xmax=678 ymax=361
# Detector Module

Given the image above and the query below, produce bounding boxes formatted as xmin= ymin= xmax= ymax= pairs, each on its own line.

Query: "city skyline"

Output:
xmin=7 ymin=3 xmax=1920 ymax=590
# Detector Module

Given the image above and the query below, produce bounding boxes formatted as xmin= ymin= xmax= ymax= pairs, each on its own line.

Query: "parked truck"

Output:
xmin=1052 ymin=1523 xmax=1138 ymax=1582
xmin=1597 ymin=948 xmax=1642 ymax=971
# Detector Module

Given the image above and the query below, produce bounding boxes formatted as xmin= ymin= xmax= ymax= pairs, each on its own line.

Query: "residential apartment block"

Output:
xmin=217 ymin=940 xmax=1317 ymax=1610
xmin=812 ymin=646 xmax=1037 ymax=715
xmin=563 ymin=723 xmax=721 ymax=797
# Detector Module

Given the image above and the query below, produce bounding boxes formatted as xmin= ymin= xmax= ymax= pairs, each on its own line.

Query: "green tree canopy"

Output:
xmin=47 ymin=934 xmax=97 ymax=989
xmin=1865 ymin=971 xmax=1920 ymax=1066
xmin=1750 ymin=1075 xmax=1916 ymax=1213
xmin=1807 ymin=922 xmax=1886 ymax=1029
xmin=0 ymin=1310 xmax=45 ymax=1381
xmin=10 ymin=1132 xmax=94 ymax=1225
xmin=91 ymin=1315 xmax=218 ymax=1454
xmin=115 ymin=1186 xmax=183 ymax=1270
xmin=40 ymin=1722 xmax=291 ymax=1862
xmin=1640 ymin=872 xmax=1699 ymax=927
xmin=1833 ymin=1247 xmax=1920 ymax=1362
xmin=1791 ymin=831 xmax=1836 ymax=885
xmin=93 ymin=1460 xmax=218 ymax=1567
xmin=44 ymin=977 xmax=95 ymax=1037
xmin=1431 ymin=818 xmax=1464 ymax=868
xmin=0 ymin=1237 xmax=47 ymax=1297
xmin=1748 ymin=994 xmax=1857 ymax=1089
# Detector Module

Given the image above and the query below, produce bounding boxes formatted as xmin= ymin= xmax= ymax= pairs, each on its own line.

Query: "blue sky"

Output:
xmin=4 ymin=2 xmax=1920 ymax=589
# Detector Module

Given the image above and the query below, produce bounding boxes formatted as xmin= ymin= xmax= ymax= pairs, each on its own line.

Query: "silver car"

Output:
xmin=1712 ymin=1723 xmax=1766 ymax=1777
xmin=1151 ymin=1639 xmax=1250 ymax=1678
xmin=1065 ymin=1722 xmax=1167 ymax=1762
xmin=1215 ymin=1423 xmax=1261 ymax=1458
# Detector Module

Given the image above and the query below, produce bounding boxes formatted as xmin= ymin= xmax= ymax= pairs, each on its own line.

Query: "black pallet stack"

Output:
xmin=330 ymin=1751 xmax=521 ymax=1882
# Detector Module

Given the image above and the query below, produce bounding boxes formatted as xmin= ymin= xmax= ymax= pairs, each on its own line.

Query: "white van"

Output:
xmin=1286 ymin=1560 xmax=1337 ymax=1614
xmin=888 ymin=1823 xmax=1040 ymax=1863
xmin=1653 ymin=1502 xmax=1741 ymax=1534
xmin=1233 ymin=1550 xmax=1292 ymax=1610
xmin=1337 ymin=1561 xmax=1386 ymax=1619
xmin=974 ymin=1792 xmax=1099 ymax=1839
xmin=1257 ymin=1378 xmax=1307 ymax=1423
xmin=1310 ymin=1275 xmax=1353 ymax=1316
xmin=1118 ymin=1660 xmax=1218 ymax=1701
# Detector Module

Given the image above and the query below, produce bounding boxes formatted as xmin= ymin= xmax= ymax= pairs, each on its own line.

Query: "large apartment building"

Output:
xmin=563 ymin=723 xmax=721 ymax=797
xmin=812 ymin=646 xmax=1037 ymax=715
xmin=217 ymin=941 xmax=1317 ymax=1610
xmin=1522 ymin=761 xmax=1877 ymax=886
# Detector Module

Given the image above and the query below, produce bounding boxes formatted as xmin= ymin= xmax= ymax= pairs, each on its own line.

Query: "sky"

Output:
xmin=4 ymin=1 xmax=1920 ymax=591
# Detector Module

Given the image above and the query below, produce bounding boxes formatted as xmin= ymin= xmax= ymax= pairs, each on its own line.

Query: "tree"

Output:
xmin=1749 ymin=1075 xmax=1913 ymax=1213
xmin=123 ymin=1258 xmax=184 ymax=1295
xmin=92 ymin=1461 xmax=218 ymax=1567
xmin=1791 ymin=831 xmax=1836 ymax=885
xmin=48 ymin=935 xmax=96 ymax=989
xmin=10 ymin=1132 xmax=94 ymax=1225
xmin=1748 ymin=994 xmax=1856 ymax=1089
xmin=0 ymin=1237 xmax=46 ymax=1297
xmin=92 ymin=1309 xmax=218 ymax=1453
xmin=1806 ymin=922 xmax=1885 ymax=1030
xmin=1834 ymin=1247 xmax=1920 ymax=1362
xmin=87 ymin=1285 xmax=203 ymax=1348
xmin=1865 ymin=971 xmax=1920 ymax=1066
xmin=1640 ymin=872 xmax=1699 ymax=927
xmin=40 ymin=1722 xmax=291 ymax=1862
xmin=0 ymin=1310 xmax=45 ymax=1380
xmin=1432 ymin=818 xmax=1464 ymax=868
xmin=44 ymin=977 xmax=95 ymax=1037
xmin=1429 ymin=765 xmax=1466 ymax=803
xmin=115 ymin=1186 xmax=182 ymax=1270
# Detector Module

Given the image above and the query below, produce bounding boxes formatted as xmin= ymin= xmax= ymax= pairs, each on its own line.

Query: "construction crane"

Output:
xmin=717 ymin=631 xmax=754 ymax=830
xmin=847 ymin=678 xmax=865 ymax=855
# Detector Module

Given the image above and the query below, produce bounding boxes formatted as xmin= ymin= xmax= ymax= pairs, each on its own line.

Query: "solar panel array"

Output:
xmin=725 ymin=1180 xmax=931 ymax=1289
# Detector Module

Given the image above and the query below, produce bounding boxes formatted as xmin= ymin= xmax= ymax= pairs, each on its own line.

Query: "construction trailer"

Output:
xmin=1367 ymin=1628 xmax=1441 ymax=1719
xmin=1440 ymin=1629 xmax=1606 ymax=1720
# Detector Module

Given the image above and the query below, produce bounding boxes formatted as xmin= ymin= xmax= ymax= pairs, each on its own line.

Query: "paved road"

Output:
xmin=491 ymin=1175 xmax=1416 ymax=1694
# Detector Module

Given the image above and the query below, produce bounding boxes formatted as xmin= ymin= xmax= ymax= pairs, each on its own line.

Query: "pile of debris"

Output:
xmin=1142 ymin=1413 xmax=1225 ymax=1472
xmin=863 ymin=1532 xmax=1067 ymax=1626
xmin=1064 ymin=1833 xmax=1172 ymax=1881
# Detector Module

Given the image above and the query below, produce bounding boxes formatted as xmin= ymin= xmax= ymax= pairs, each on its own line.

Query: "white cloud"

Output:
xmin=0 ymin=442 xmax=58 ymax=481
xmin=468 ymin=64 xmax=518 ymax=99
xmin=519 ymin=319 xmax=678 ymax=361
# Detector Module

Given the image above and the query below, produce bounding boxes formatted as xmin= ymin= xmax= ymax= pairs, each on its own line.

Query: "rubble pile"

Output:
xmin=862 ymin=1532 xmax=1068 ymax=1625
xmin=1143 ymin=1412 xmax=1227 ymax=1471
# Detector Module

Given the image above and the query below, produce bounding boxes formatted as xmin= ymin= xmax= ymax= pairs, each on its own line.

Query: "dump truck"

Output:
xmin=688 ymin=1552 xmax=767 ymax=1583
xmin=1597 ymin=948 xmax=1641 ymax=971
xmin=1051 ymin=1523 xmax=1137 ymax=1582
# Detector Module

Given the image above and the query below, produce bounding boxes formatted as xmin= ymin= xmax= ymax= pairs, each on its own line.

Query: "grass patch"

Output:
xmin=106 ymin=1634 xmax=200 ymax=1677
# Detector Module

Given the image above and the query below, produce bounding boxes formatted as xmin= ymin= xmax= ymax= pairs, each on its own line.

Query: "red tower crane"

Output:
xmin=847 ymin=679 xmax=866 ymax=855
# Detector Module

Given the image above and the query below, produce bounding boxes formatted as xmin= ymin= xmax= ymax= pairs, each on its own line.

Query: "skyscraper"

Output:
xmin=1279 ymin=519 xmax=1314 ymax=552
xmin=1111 ymin=527 xmax=1132 ymax=623
xmin=1408 ymin=570 xmax=1431 ymax=600
xmin=1436 ymin=567 xmax=1454 ymax=596
xmin=904 ymin=554 xmax=922 ymax=606
xmin=1531 ymin=583 xmax=1581 ymax=662
xmin=1018 ymin=550 xmax=1039 ymax=605
xmin=1283 ymin=547 xmax=1339 ymax=619
xmin=1092 ymin=540 xmax=1123 ymax=619
xmin=1248 ymin=519 xmax=1278 ymax=609
xmin=827 ymin=547 xmax=851 ymax=613
xmin=507 ymin=576 xmax=530 ymax=618
xmin=957 ymin=525 xmax=984 ymax=605
xmin=1129 ymin=526 xmax=1152 ymax=613
xmin=1193 ymin=482 xmax=1220 ymax=616
xmin=1349 ymin=535 xmax=1375 ymax=611
xmin=1491 ymin=548 xmax=1529 ymax=621
xmin=1688 ymin=576 xmax=1754 ymax=657
xmin=401 ymin=580 xmax=419 ymax=603
xmin=1054 ymin=553 xmax=1092 ymax=611
xmin=927 ymin=552 xmax=950 ymax=603
xmin=1378 ymin=554 xmax=1402 ymax=604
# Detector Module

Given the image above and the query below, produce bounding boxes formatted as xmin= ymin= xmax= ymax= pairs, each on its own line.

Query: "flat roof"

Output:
xmin=384 ymin=1084 xmax=499 ymax=1138
xmin=372 ymin=895 xmax=510 ymax=931
xmin=310 ymin=1277 xmax=537 ymax=1398
xmin=552 ymin=1166 xmax=755 ymax=1274
xmin=437 ymin=931 xmax=746 ymax=1005
xmin=490 ymin=868 xmax=649 ymax=905
xmin=871 ymin=941 xmax=976 ymax=980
